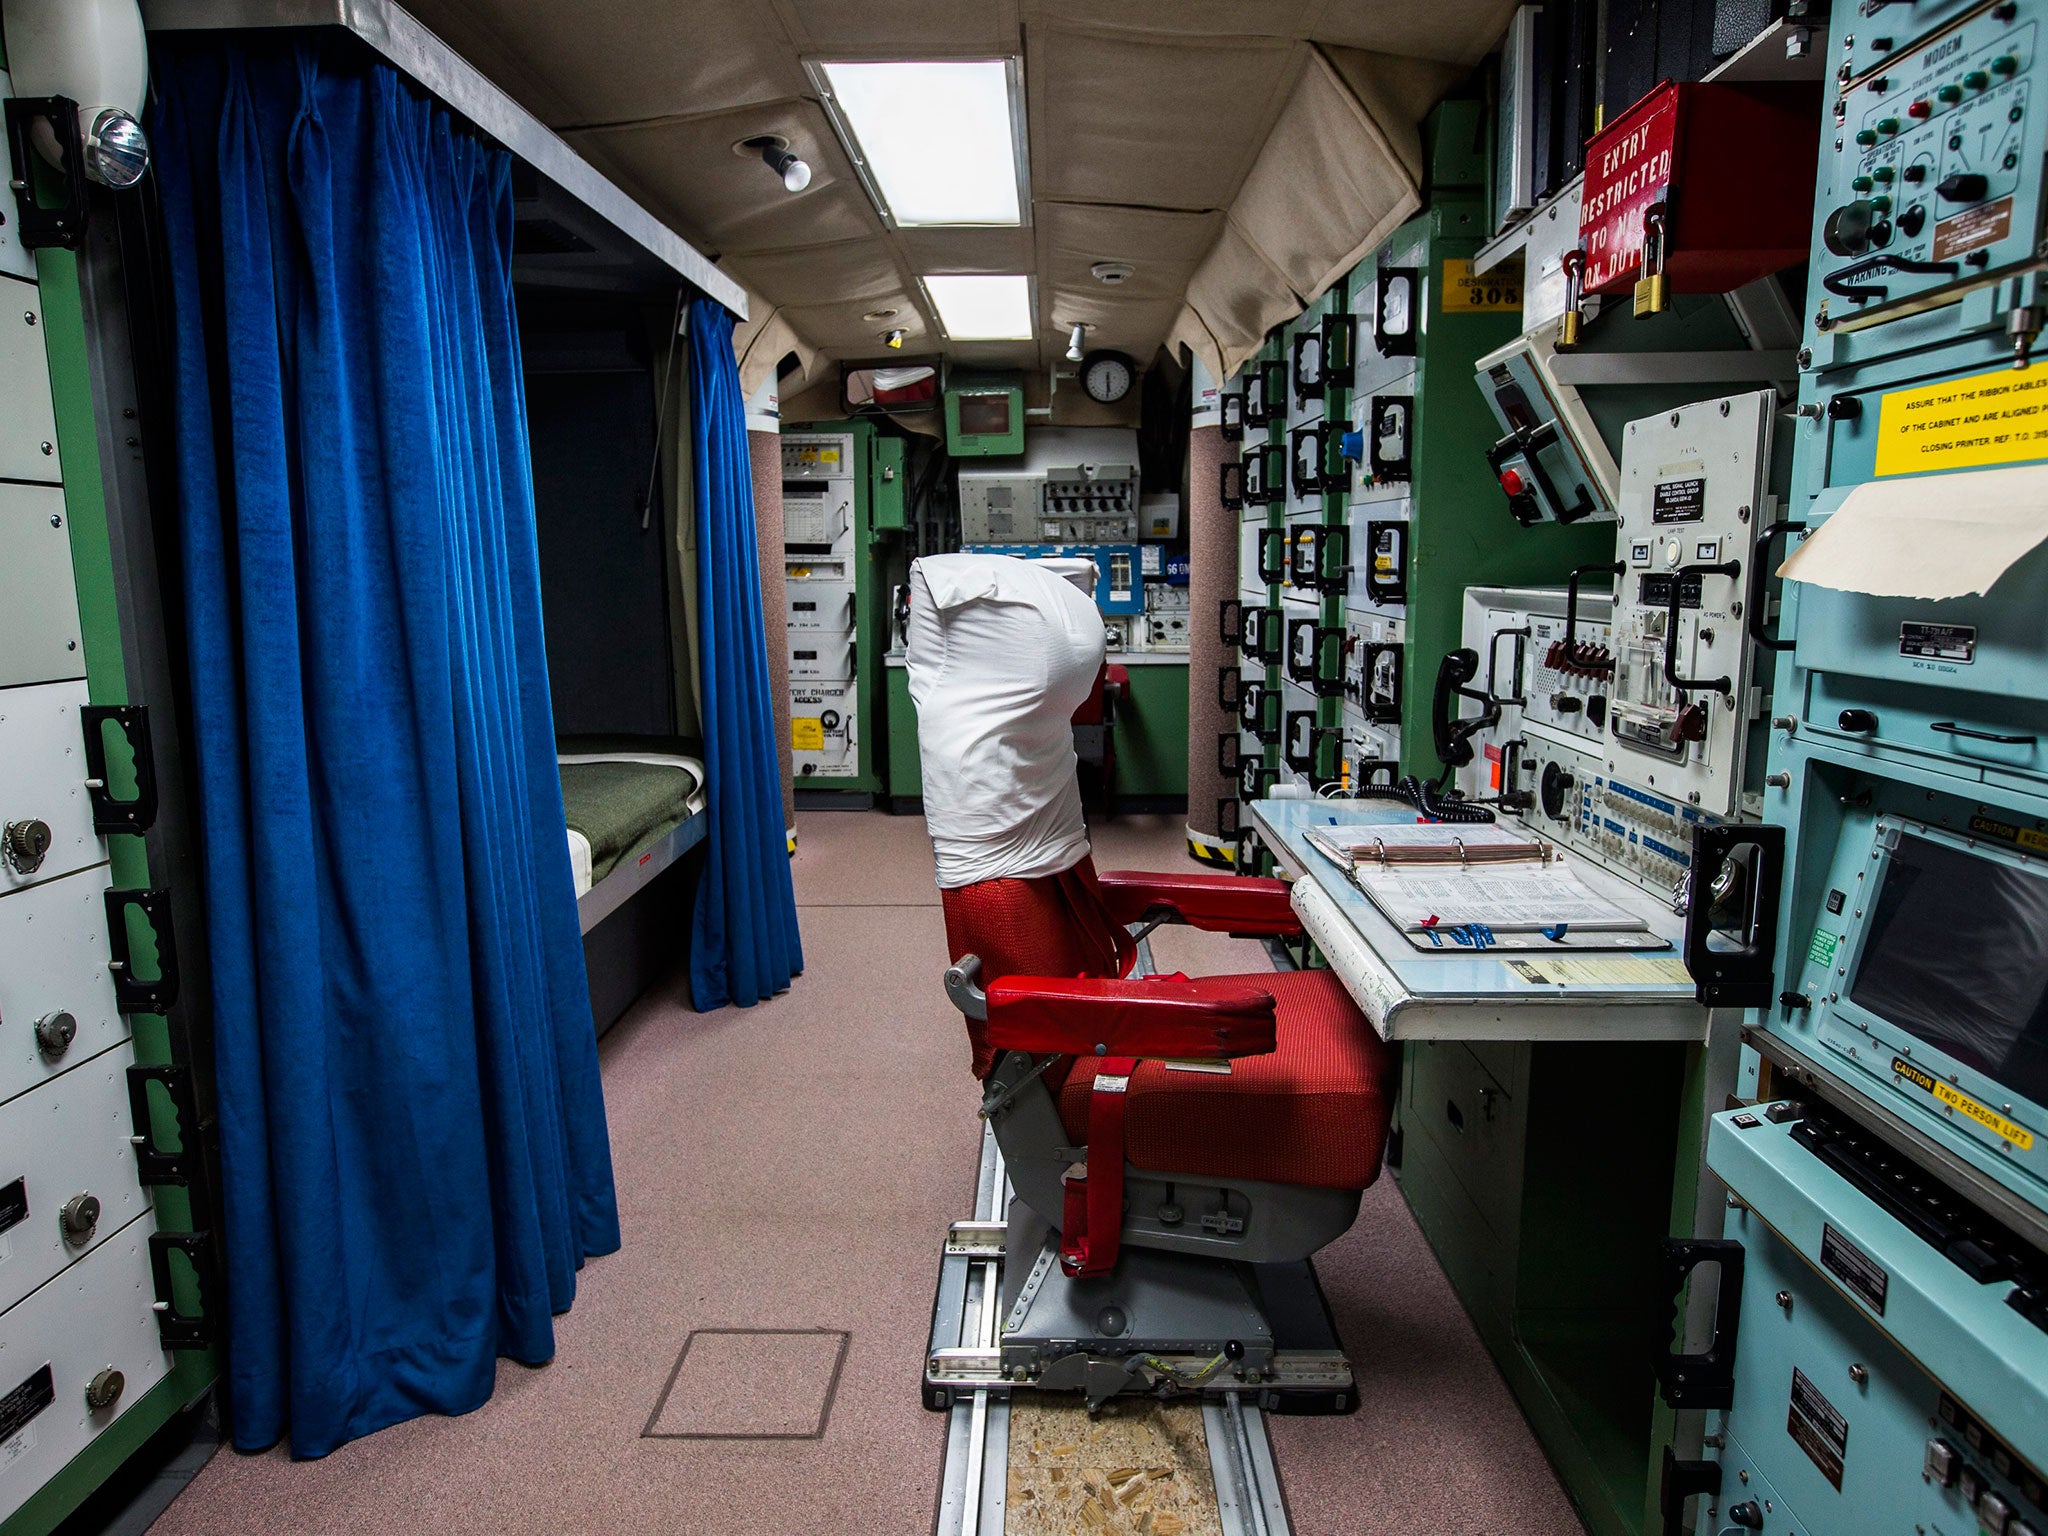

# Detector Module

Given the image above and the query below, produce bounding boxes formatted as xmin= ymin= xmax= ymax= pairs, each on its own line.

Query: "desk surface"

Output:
xmin=1251 ymin=797 xmax=1708 ymax=1043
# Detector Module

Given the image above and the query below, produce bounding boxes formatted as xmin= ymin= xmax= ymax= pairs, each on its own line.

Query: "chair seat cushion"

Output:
xmin=1058 ymin=968 xmax=1394 ymax=1191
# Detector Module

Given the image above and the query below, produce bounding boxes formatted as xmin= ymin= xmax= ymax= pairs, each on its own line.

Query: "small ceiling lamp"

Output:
xmin=738 ymin=134 xmax=812 ymax=194
xmin=1065 ymin=323 xmax=1087 ymax=364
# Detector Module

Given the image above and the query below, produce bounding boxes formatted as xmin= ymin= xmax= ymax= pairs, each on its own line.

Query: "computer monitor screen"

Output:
xmin=1848 ymin=833 xmax=2048 ymax=1108
xmin=958 ymin=392 xmax=1012 ymax=438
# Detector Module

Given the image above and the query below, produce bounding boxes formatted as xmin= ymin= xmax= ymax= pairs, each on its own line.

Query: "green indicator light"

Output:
xmin=1872 ymin=194 xmax=1893 ymax=212
xmin=1965 ymin=70 xmax=1990 ymax=90
xmin=1878 ymin=116 xmax=1901 ymax=135
xmin=1852 ymin=174 xmax=1873 ymax=191
xmin=1992 ymin=55 xmax=2019 ymax=76
xmin=1872 ymin=165 xmax=1895 ymax=183
xmin=1938 ymin=83 xmax=1964 ymax=103
xmin=1855 ymin=127 xmax=1879 ymax=145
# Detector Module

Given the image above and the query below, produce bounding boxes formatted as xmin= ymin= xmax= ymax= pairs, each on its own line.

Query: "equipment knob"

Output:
xmin=85 ymin=1368 xmax=125 ymax=1414
xmin=1898 ymin=203 xmax=1928 ymax=238
xmin=1937 ymin=172 xmax=1990 ymax=203
xmin=1822 ymin=200 xmax=1874 ymax=256
xmin=1838 ymin=709 xmax=1878 ymax=733
xmin=1727 ymin=1501 xmax=1765 ymax=1530
xmin=2 ymin=819 xmax=52 ymax=875
xmin=34 ymin=1010 xmax=77 ymax=1061
xmin=60 ymin=1192 xmax=101 ymax=1246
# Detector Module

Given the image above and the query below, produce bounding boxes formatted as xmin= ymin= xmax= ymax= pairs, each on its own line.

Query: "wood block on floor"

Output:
xmin=1005 ymin=1395 xmax=1222 ymax=1536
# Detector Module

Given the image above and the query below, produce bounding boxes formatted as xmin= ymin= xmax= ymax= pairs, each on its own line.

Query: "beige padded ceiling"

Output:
xmin=401 ymin=0 xmax=1521 ymax=388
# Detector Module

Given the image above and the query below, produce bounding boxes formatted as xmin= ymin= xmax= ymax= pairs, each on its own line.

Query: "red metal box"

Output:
xmin=1578 ymin=80 xmax=1819 ymax=296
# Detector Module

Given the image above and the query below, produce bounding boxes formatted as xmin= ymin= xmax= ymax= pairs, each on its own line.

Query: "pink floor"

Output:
xmin=150 ymin=811 xmax=1582 ymax=1534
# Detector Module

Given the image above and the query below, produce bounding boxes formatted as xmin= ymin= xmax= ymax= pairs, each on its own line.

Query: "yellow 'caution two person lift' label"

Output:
xmin=1891 ymin=1056 xmax=2035 ymax=1152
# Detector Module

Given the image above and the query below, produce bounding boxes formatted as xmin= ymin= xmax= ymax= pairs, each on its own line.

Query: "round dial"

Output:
xmin=1080 ymin=350 xmax=1135 ymax=404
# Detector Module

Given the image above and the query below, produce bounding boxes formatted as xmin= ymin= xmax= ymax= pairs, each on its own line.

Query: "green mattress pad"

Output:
xmin=560 ymin=760 xmax=699 ymax=886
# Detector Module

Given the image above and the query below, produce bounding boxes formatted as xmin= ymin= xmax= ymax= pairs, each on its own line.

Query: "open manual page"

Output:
xmin=1302 ymin=822 xmax=1649 ymax=934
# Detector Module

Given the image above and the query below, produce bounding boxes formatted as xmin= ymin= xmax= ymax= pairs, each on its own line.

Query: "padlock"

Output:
xmin=1633 ymin=203 xmax=1670 ymax=318
xmin=1558 ymin=248 xmax=1586 ymax=349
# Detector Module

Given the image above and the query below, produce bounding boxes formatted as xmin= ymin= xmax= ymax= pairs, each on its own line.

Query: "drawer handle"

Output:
xmin=1931 ymin=721 xmax=2036 ymax=746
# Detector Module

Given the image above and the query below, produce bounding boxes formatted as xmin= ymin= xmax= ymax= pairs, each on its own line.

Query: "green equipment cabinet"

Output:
xmin=0 ymin=149 xmax=221 ymax=1533
xmin=782 ymin=419 xmax=904 ymax=804
xmin=1221 ymin=101 xmax=1612 ymax=869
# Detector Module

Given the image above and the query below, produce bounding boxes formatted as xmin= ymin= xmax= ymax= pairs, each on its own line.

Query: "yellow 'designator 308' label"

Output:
xmin=1874 ymin=365 xmax=2048 ymax=476
xmin=1893 ymin=1057 xmax=2035 ymax=1151
xmin=790 ymin=717 xmax=825 ymax=751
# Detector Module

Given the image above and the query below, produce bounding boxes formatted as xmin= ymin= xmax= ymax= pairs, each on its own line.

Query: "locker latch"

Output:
xmin=1655 ymin=1237 xmax=1745 ymax=1410
xmin=127 ymin=1063 xmax=202 ymax=1186
xmin=80 ymin=705 xmax=160 ymax=834
xmin=3 ymin=96 xmax=90 ymax=251
xmin=103 ymin=887 xmax=180 ymax=1014
xmin=148 ymin=1231 xmax=218 ymax=1350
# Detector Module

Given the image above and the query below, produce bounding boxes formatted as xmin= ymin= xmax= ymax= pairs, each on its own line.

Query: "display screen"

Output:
xmin=1848 ymin=833 xmax=2048 ymax=1108
xmin=958 ymin=392 xmax=1012 ymax=437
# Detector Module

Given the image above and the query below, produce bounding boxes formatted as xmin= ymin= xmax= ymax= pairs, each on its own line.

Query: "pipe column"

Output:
xmin=1184 ymin=355 xmax=1238 ymax=865
xmin=746 ymin=373 xmax=797 ymax=844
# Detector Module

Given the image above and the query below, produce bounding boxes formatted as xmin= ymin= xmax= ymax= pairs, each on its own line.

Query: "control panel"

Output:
xmin=1475 ymin=331 xmax=1619 ymax=525
xmin=1819 ymin=3 xmax=2047 ymax=331
xmin=957 ymin=427 xmax=1141 ymax=545
xmin=1605 ymin=391 xmax=1774 ymax=818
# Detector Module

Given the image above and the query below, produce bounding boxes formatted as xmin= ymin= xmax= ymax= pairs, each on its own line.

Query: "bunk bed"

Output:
xmin=558 ymin=743 xmax=708 ymax=934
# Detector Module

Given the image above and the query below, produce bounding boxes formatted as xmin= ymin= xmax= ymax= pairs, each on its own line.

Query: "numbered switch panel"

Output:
xmin=0 ymin=1223 xmax=173 ymax=1527
xmin=0 ymin=485 xmax=85 ymax=690
xmin=0 ymin=1053 xmax=151 ymax=1314
xmin=0 ymin=682 xmax=102 ymax=896
xmin=0 ymin=291 xmax=62 ymax=485
xmin=0 ymin=865 xmax=130 ymax=1103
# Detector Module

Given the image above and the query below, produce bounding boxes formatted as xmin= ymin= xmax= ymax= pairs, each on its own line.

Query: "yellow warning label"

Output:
xmin=1874 ymin=365 xmax=2048 ymax=476
xmin=1441 ymin=258 xmax=1522 ymax=313
xmin=790 ymin=717 xmax=824 ymax=751
xmin=1507 ymin=955 xmax=1694 ymax=986
xmin=1892 ymin=1056 xmax=2035 ymax=1150
xmin=793 ymin=447 xmax=841 ymax=465
xmin=1968 ymin=813 xmax=2048 ymax=855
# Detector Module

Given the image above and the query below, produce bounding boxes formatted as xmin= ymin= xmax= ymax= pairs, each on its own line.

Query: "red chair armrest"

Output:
xmin=983 ymin=974 xmax=1277 ymax=1060
xmin=1093 ymin=869 xmax=1301 ymax=936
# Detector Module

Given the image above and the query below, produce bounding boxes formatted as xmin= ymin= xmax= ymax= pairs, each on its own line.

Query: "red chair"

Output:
xmin=934 ymin=853 xmax=1396 ymax=1411
xmin=1069 ymin=662 xmax=1127 ymax=815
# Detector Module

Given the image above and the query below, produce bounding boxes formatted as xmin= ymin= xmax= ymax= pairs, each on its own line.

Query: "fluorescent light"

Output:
xmin=816 ymin=60 xmax=1023 ymax=227
xmin=922 ymin=275 xmax=1034 ymax=341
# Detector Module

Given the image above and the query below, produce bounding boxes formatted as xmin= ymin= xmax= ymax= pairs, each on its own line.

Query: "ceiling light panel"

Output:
xmin=812 ymin=59 xmax=1027 ymax=227
xmin=921 ymin=274 xmax=1035 ymax=340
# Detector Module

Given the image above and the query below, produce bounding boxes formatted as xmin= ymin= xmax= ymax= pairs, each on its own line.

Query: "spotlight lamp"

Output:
xmin=744 ymin=135 xmax=812 ymax=193
xmin=883 ymin=328 xmax=907 ymax=350
xmin=1066 ymin=323 xmax=1087 ymax=364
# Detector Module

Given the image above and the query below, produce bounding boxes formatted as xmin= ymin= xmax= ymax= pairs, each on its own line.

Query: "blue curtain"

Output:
xmin=686 ymin=301 xmax=804 ymax=1008
xmin=152 ymin=38 xmax=620 ymax=1457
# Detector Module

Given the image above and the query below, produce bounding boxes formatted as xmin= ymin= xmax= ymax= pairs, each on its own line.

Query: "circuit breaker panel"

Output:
xmin=784 ymin=433 xmax=863 ymax=783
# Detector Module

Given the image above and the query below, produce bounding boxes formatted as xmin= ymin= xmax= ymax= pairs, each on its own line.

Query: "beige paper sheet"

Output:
xmin=1776 ymin=464 xmax=2048 ymax=599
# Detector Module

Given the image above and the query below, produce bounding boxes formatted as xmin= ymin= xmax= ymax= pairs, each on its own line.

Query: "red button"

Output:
xmin=1908 ymin=99 xmax=1932 ymax=118
xmin=1499 ymin=468 xmax=1527 ymax=496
